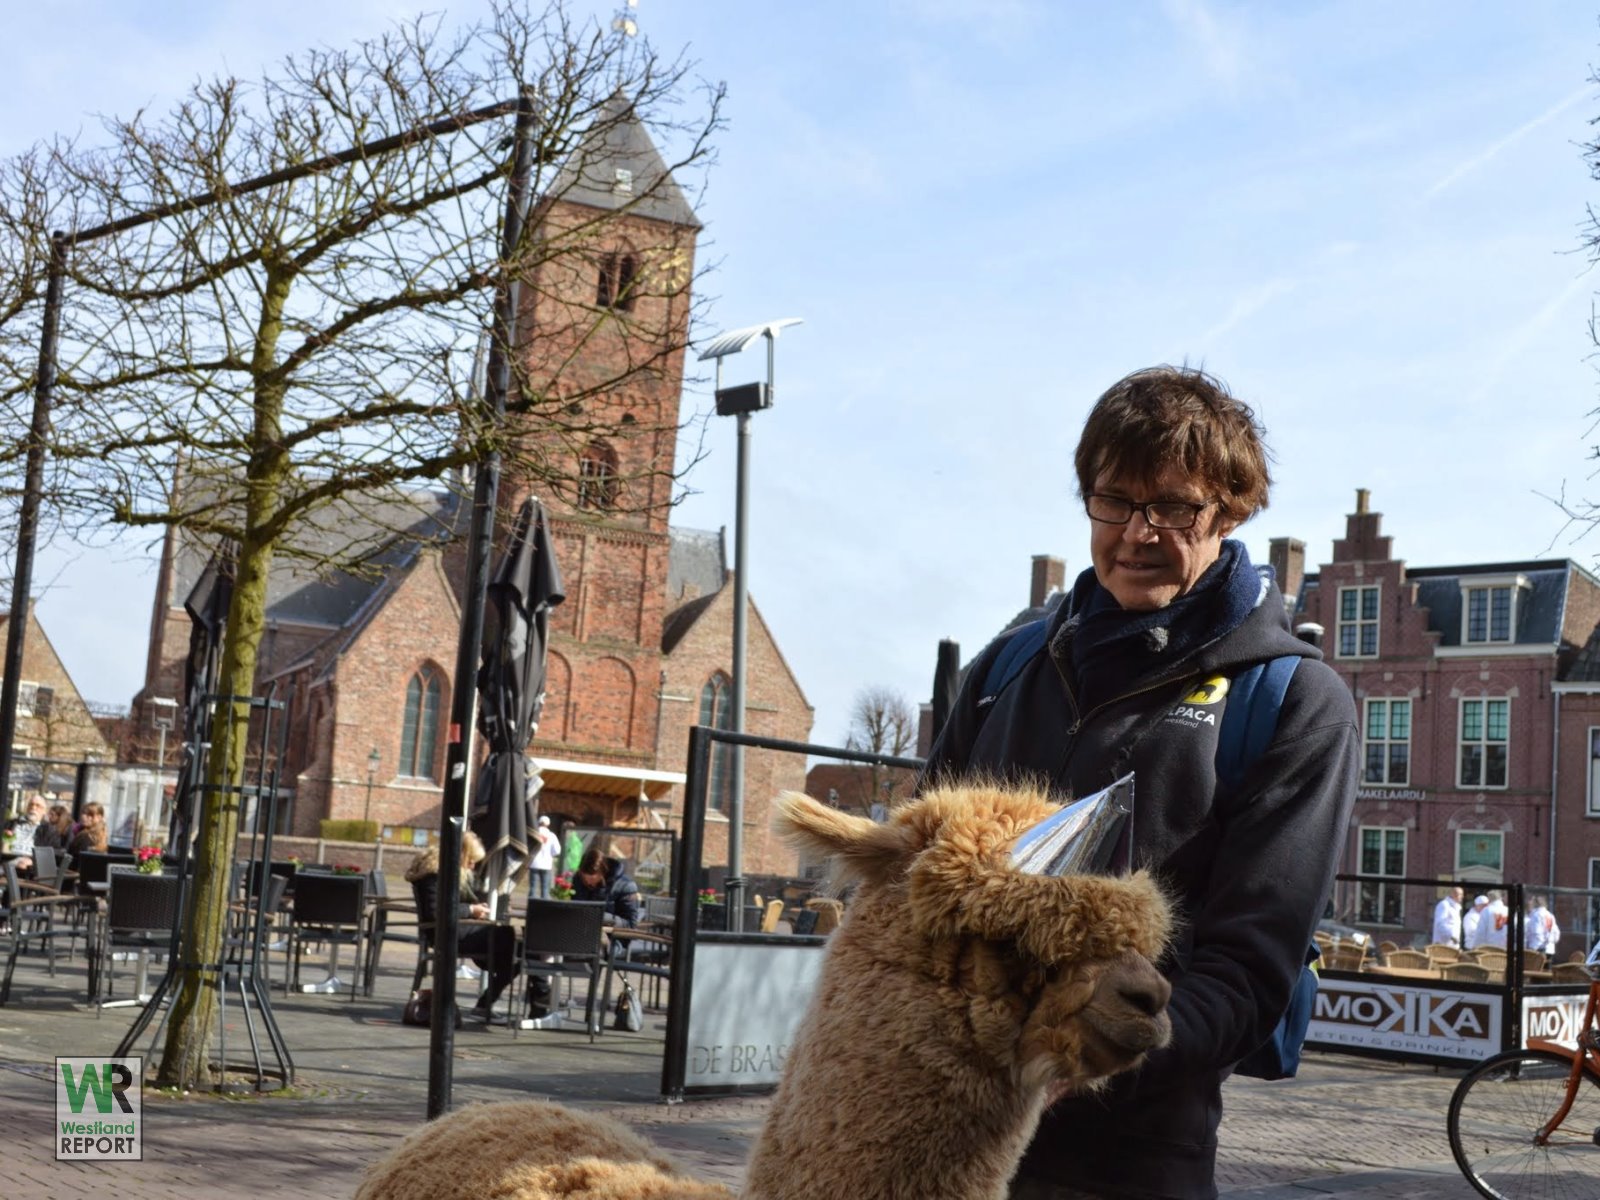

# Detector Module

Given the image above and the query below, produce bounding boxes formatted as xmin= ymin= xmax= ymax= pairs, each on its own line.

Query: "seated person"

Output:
xmin=404 ymin=832 xmax=516 ymax=1022
xmin=68 ymin=803 xmax=109 ymax=859
xmin=43 ymin=804 xmax=73 ymax=851
xmin=2 ymin=793 xmax=50 ymax=876
xmin=571 ymin=849 xmax=644 ymax=929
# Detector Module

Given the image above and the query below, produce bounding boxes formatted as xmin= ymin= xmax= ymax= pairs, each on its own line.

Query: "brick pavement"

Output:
xmin=0 ymin=944 xmax=1484 ymax=1198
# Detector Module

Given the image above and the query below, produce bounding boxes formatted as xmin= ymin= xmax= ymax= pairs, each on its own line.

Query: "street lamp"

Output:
xmin=149 ymin=696 xmax=177 ymax=771
xmin=363 ymin=746 xmax=380 ymax=827
xmin=696 ymin=316 xmax=803 ymax=933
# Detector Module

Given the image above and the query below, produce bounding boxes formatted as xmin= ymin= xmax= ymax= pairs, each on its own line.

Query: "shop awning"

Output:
xmin=529 ymin=756 xmax=685 ymax=801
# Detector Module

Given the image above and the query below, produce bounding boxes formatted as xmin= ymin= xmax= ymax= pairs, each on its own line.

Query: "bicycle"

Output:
xmin=1447 ymin=962 xmax=1600 ymax=1198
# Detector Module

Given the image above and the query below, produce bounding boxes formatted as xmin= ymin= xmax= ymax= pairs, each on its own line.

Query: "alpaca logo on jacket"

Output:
xmin=1181 ymin=676 xmax=1229 ymax=705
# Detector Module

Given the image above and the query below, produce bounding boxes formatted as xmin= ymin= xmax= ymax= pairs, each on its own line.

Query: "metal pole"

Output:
xmin=363 ymin=769 xmax=375 ymax=826
xmin=726 ymin=408 xmax=750 ymax=933
xmin=0 ymin=232 xmax=67 ymax=814
xmin=427 ymin=87 xmax=538 ymax=1122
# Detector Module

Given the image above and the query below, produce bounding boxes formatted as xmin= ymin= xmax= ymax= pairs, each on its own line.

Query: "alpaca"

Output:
xmin=355 ymin=781 xmax=1173 ymax=1200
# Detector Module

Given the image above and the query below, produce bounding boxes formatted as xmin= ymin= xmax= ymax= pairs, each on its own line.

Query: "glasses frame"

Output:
xmin=1084 ymin=494 xmax=1213 ymax=531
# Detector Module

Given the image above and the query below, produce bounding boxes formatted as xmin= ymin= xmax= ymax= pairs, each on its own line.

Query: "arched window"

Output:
xmin=699 ymin=673 xmax=735 ymax=813
xmin=577 ymin=441 xmax=619 ymax=511
xmin=596 ymin=251 xmax=639 ymax=311
xmin=399 ymin=668 xmax=443 ymax=780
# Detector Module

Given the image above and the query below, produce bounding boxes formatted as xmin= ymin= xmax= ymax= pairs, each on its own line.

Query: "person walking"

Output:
xmin=1525 ymin=894 xmax=1560 ymax=957
xmin=1432 ymin=886 xmax=1463 ymax=948
xmin=529 ymin=815 xmax=559 ymax=899
xmin=1482 ymin=890 xmax=1511 ymax=950
xmin=922 ymin=366 xmax=1358 ymax=1200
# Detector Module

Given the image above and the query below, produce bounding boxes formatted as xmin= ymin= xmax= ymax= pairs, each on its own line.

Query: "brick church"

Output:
xmin=132 ymin=97 xmax=812 ymax=875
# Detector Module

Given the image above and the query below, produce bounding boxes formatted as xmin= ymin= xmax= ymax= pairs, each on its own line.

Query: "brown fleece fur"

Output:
xmin=355 ymin=782 xmax=1172 ymax=1200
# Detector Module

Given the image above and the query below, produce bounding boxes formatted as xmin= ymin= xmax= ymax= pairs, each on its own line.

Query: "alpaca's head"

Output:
xmin=777 ymin=781 xmax=1173 ymax=1095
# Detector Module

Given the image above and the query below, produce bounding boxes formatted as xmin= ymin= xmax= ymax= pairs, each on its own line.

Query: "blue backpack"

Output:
xmin=979 ymin=620 xmax=1316 ymax=1081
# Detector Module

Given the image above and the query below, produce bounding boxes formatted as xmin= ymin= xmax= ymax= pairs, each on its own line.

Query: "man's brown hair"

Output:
xmin=1074 ymin=366 xmax=1271 ymax=523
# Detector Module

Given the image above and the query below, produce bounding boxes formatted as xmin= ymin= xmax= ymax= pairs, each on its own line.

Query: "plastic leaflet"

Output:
xmin=1010 ymin=773 xmax=1134 ymax=877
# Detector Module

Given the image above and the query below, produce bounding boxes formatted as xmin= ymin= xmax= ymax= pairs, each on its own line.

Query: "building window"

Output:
xmin=596 ymin=252 xmax=639 ymax=311
xmin=399 ymin=669 xmax=443 ymax=780
xmin=1456 ymin=830 xmax=1504 ymax=875
xmin=1458 ymin=698 xmax=1509 ymax=789
xmin=1336 ymin=585 xmax=1380 ymax=658
xmin=699 ymin=673 xmax=734 ymax=814
xmin=577 ymin=442 xmax=619 ymax=511
xmin=1357 ymin=826 xmax=1406 ymax=925
xmin=1363 ymin=698 xmax=1411 ymax=786
xmin=1464 ymin=584 xmax=1514 ymax=644
xmin=1590 ymin=729 xmax=1600 ymax=817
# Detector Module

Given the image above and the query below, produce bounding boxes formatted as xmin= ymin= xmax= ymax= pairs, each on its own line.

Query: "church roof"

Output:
xmin=171 ymin=483 xmax=460 ymax=629
xmin=661 ymin=526 xmax=727 ymax=654
xmin=547 ymin=91 xmax=701 ymax=229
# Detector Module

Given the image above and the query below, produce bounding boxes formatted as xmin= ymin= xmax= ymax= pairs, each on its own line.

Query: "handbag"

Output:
xmin=613 ymin=980 xmax=644 ymax=1032
xmin=402 ymin=988 xmax=431 ymax=1027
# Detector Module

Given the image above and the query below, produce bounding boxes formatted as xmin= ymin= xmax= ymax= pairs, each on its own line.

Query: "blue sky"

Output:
xmin=5 ymin=1 xmax=1600 ymax=752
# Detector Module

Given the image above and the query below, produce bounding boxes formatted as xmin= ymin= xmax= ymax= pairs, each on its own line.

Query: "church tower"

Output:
xmin=511 ymin=93 xmax=702 ymax=825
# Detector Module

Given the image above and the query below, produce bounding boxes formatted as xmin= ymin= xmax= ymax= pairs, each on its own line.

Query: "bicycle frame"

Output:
xmin=1524 ymin=975 xmax=1600 ymax=1143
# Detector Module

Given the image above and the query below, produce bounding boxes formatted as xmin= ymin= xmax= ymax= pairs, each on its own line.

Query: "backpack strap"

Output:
xmin=1215 ymin=655 xmax=1301 ymax=793
xmin=976 ymin=618 xmax=1051 ymax=710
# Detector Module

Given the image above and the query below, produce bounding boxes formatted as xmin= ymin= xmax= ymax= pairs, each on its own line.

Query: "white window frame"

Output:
xmin=1458 ymin=697 xmax=1510 ymax=789
xmin=1336 ymin=585 xmax=1381 ymax=659
xmin=1357 ymin=825 xmax=1407 ymax=926
xmin=1459 ymin=574 xmax=1527 ymax=645
xmin=1456 ymin=828 xmax=1505 ymax=875
xmin=1362 ymin=697 xmax=1412 ymax=786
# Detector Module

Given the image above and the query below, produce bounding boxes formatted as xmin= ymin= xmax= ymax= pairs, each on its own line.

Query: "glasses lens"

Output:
xmin=1145 ymin=502 xmax=1201 ymax=529
xmin=1086 ymin=495 xmax=1133 ymax=523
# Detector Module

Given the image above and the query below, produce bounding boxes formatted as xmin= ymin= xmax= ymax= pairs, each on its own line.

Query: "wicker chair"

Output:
xmin=1385 ymin=949 xmax=1432 ymax=969
xmin=1425 ymin=943 xmax=1462 ymax=965
xmin=1552 ymin=962 xmax=1592 ymax=984
xmin=1439 ymin=962 xmax=1490 ymax=982
xmin=1323 ymin=946 xmax=1367 ymax=972
xmin=1522 ymin=949 xmax=1548 ymax=972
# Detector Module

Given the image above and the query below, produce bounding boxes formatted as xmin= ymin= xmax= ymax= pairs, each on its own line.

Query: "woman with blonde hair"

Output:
xmin=404 ymin=831 xmax=516 ymax=1022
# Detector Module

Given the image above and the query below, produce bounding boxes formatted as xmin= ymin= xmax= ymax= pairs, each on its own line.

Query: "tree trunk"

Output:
xmin=156 ymin=267 xmax=291 ymax=1091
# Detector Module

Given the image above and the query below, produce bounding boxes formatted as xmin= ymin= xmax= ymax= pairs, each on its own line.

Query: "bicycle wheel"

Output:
xmin=1449 ymin=1049 xmax=1600 ymax=1200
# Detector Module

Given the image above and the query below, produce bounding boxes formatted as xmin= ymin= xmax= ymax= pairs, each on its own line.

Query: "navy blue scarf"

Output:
xmin=1059 ymin=539 xmax=1264 ymax=711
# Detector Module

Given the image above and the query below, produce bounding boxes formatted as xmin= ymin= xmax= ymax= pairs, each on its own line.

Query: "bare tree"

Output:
xmin=1 ymin=0 xmax=721 ymax=1090
xmin=839 ymin=686 xmax=918 ymax=815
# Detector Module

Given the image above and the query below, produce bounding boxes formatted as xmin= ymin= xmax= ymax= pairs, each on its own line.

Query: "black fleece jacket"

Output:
xmin=921 ymin=553 xmax=1358 ymax=1200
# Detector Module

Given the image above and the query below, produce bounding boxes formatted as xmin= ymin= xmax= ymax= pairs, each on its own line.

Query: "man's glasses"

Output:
xmin=1084 ymin=494 xmax=1212 ymax=530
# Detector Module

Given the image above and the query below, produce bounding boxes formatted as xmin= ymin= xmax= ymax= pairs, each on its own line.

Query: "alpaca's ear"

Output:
xmin=774 ymin=793 xmax=918 ymax=886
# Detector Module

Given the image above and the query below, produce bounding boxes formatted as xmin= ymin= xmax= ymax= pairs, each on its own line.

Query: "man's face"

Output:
xmin=25 ymin=800 xmax=44 ymax=822
xmin=578 ymin=868 xmax=603 ymax=889
xmin=1088 ymin=466 xmax=1237 ymax=611
xmin=1451 ymin=888 xmax=1464 ymax=904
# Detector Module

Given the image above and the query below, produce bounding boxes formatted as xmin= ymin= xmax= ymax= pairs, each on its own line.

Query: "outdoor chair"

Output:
xmin=1385 ymin=949 xmax=1431 ymax=969
xmin=793 ymin=909 xmax=820 ymax=936
xmin=1552 ymin=962 xmax=1592 ymax=984
xmin=1377 ymin=940 xmax=1400 ymax=958
xmin=759 ymin=898 xmax=785 ymax=934
xmin=73 ymin=849 xmax=138 ymax=897
xmin=1424 ymin=943 xmax=1461 ymax=965
xmin=1522 ymin=949 xmax=1548 ymax=972
xmin=0 ymin=859 xmax=81 ymax=1004
xmin=365 ymin=870 xmax=421 ymax=997
xmin=514 ymin=898 xmax=607 ymax=1042
xmin=286 ymin=871 xmax=366 ymax=998
xmin=804 ymin=897 xmax=845 ymax=935
xmin=95 ymin=869 xmax=182 ymax=1014
xmin=1438 ymin=962 xmax=1490 ymax=982
xmin=1569 ymin=950 xmax=1587 ymax=964
xmin=1323 ymin=946 xmax=1366 ymax=972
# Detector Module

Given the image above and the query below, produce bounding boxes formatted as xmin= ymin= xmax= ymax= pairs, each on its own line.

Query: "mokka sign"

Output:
xmin=1307 ymin=980 xmax=1501 ymax=1062
xmin=56 ymin=1056 xmax=142 ymax=1161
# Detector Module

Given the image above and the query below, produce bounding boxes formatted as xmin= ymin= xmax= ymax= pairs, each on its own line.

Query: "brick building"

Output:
xmin=1288 ymin=489 xmax=1600 ymax=942
xmin=131 ymin=99 xmax=812 ymax=873
xmin=0 ymin=603 xmax=113 ymax=804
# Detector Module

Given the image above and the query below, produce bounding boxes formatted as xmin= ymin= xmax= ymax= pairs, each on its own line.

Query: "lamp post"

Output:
xmin=363 ymin=746 xmax=380 ymax=826
xmin=696 ymin=317 xmax=803 ymax=933
xmin=149 ymin=696 xmax=177 ymax=771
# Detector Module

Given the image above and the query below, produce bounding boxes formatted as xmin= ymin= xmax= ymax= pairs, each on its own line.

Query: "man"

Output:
xmin=529 ymin=814 xmax=560 ymax=899
xmin=1482 ymin=890 xmax=1511 ymax=950
xmin=1431 ymin=886 xmax=1463 ymax=948
xmin=1526 ymin=894 xmax=1560 ymax=956
xmin=923 ymin=366 xmax=1358 ymax=1200
xmin=1461 ymin=894 xmax=1490 ymax=950
xmin=1 ymin=793 xmax=51 ymax=876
